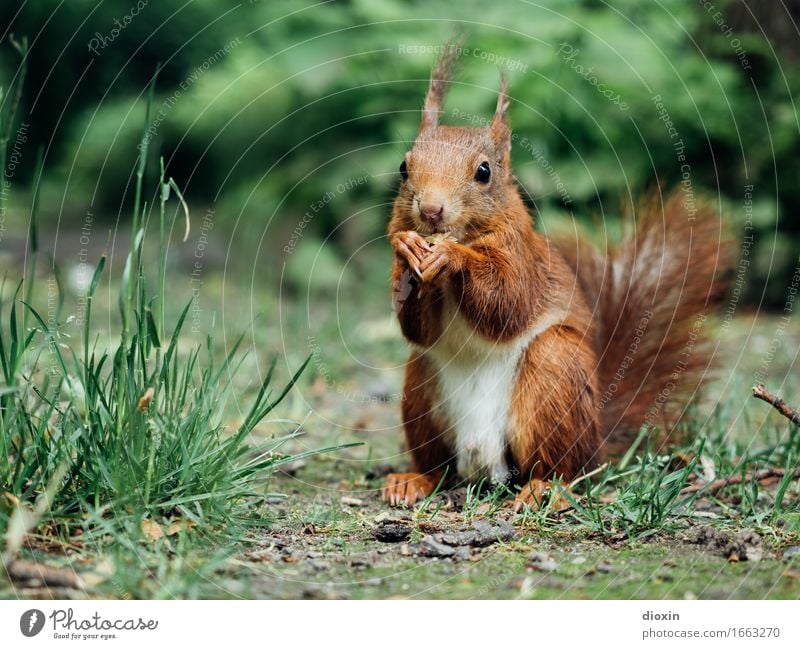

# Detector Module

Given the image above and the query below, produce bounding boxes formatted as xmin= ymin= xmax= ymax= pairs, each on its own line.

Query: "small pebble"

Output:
xmin=373 ymin=523 xmax=411 ymax=543
xmin=417 ymin=536 xmax=456 ymax=558
xmin=781 ymin=546 xmax=800 ymax=561
xmin=340 ymin=496 xmax=365 ymax=507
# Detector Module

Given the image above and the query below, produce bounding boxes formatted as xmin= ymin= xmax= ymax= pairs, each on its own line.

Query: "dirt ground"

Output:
xmin=228 ymin=302 xmax=800 ymax=600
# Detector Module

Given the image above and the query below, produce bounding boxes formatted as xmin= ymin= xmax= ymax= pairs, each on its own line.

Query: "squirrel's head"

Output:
xmin=394 ymin=49 xmax=513 ymax=238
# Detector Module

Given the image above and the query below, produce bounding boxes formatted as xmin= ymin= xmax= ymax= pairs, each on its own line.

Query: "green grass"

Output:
xmin=0 ymin=66 xmax=349 ymax=598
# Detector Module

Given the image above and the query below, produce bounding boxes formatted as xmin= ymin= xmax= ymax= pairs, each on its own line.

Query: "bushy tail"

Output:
xmin=556 ymin=190 xmax=734 ymax=456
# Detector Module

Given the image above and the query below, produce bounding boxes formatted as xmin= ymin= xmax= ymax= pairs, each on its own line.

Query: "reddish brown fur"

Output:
xmin=554 ymin=192 xmax=733 ymax=455
xmin=383 ymin=51 xmax=732 ymax=505
xmin=509 ymin=325 xmax=600 ymax=481
xmin=401 ymin=353 xmax=452 ymax=477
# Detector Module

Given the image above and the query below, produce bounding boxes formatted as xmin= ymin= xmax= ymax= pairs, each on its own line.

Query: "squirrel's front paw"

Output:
xmin=391 ymin=231 xmax=432 ymax=277
xmin=418 ymin=241 xmax=458 ymax=283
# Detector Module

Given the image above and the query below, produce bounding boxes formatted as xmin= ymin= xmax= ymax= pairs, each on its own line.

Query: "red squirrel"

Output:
xmin=383 ymin=48 xmax=732 ymax=509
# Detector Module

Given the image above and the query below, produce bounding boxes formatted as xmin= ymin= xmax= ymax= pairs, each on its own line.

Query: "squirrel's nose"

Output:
xmin=419 ymin=202 xmax=444 ymax=225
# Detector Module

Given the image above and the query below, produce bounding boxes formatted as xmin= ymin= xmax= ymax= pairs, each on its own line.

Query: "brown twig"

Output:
xmin=752 ymin=384 xmax=800 ymax=426
xmin=680 ymin=468 xmax=800 ymax=496
xmin=4 ymin=559 xmax=83 ymax=589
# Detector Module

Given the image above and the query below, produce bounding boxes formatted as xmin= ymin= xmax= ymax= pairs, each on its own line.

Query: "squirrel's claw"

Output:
xmin=392 ymin=231 xmax=432 ymax=277
xmin=382 ymin=472 xmax=438 ymax=507
xmin=395 ymin=241 xmax=421 ymax=276
xmin=508 ymin=479 xmax=572 ymax=514
xmin=419 ymin=249 xmax=450 ymax=283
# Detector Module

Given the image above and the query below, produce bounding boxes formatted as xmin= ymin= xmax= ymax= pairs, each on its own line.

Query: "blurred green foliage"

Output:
xmin=1 ymin=0 xmax=798 ymax=304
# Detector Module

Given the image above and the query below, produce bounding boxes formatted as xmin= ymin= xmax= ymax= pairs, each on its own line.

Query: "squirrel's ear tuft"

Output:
xmin=421 ymin=42 xmax=462 ymax=131
xmin=490 ymin=71 xmax=511 ymax=166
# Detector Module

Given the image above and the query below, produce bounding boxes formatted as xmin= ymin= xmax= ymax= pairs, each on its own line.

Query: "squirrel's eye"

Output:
xmin=399 ymin=160 xmax=408 ymax=182
xmin=475 ymin=161 xmax=491 ymax=183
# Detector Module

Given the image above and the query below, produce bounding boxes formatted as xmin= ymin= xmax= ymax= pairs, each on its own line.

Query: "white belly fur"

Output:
xmin=419 ymin=294 xmax=565 ymax=484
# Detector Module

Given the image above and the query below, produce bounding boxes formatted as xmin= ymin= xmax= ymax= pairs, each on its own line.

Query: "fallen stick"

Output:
xmin=680 ymin=467 xmax=800 ymax=496
xmin=4 ymin=559 xmax=83 ymax=589
xmin=752 ymin=384 xmax=800 ymax=426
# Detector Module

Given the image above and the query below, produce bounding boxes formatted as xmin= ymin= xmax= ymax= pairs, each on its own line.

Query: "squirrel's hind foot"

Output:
xmin=508 ymin=479 xmax=572 ymax=514
xmin=382 ymin=472 xmax=439 ymax=507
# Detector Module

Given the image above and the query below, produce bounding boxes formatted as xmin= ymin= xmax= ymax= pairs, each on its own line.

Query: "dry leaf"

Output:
xmin=141 ymin=519 xmax=164 ymax=542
